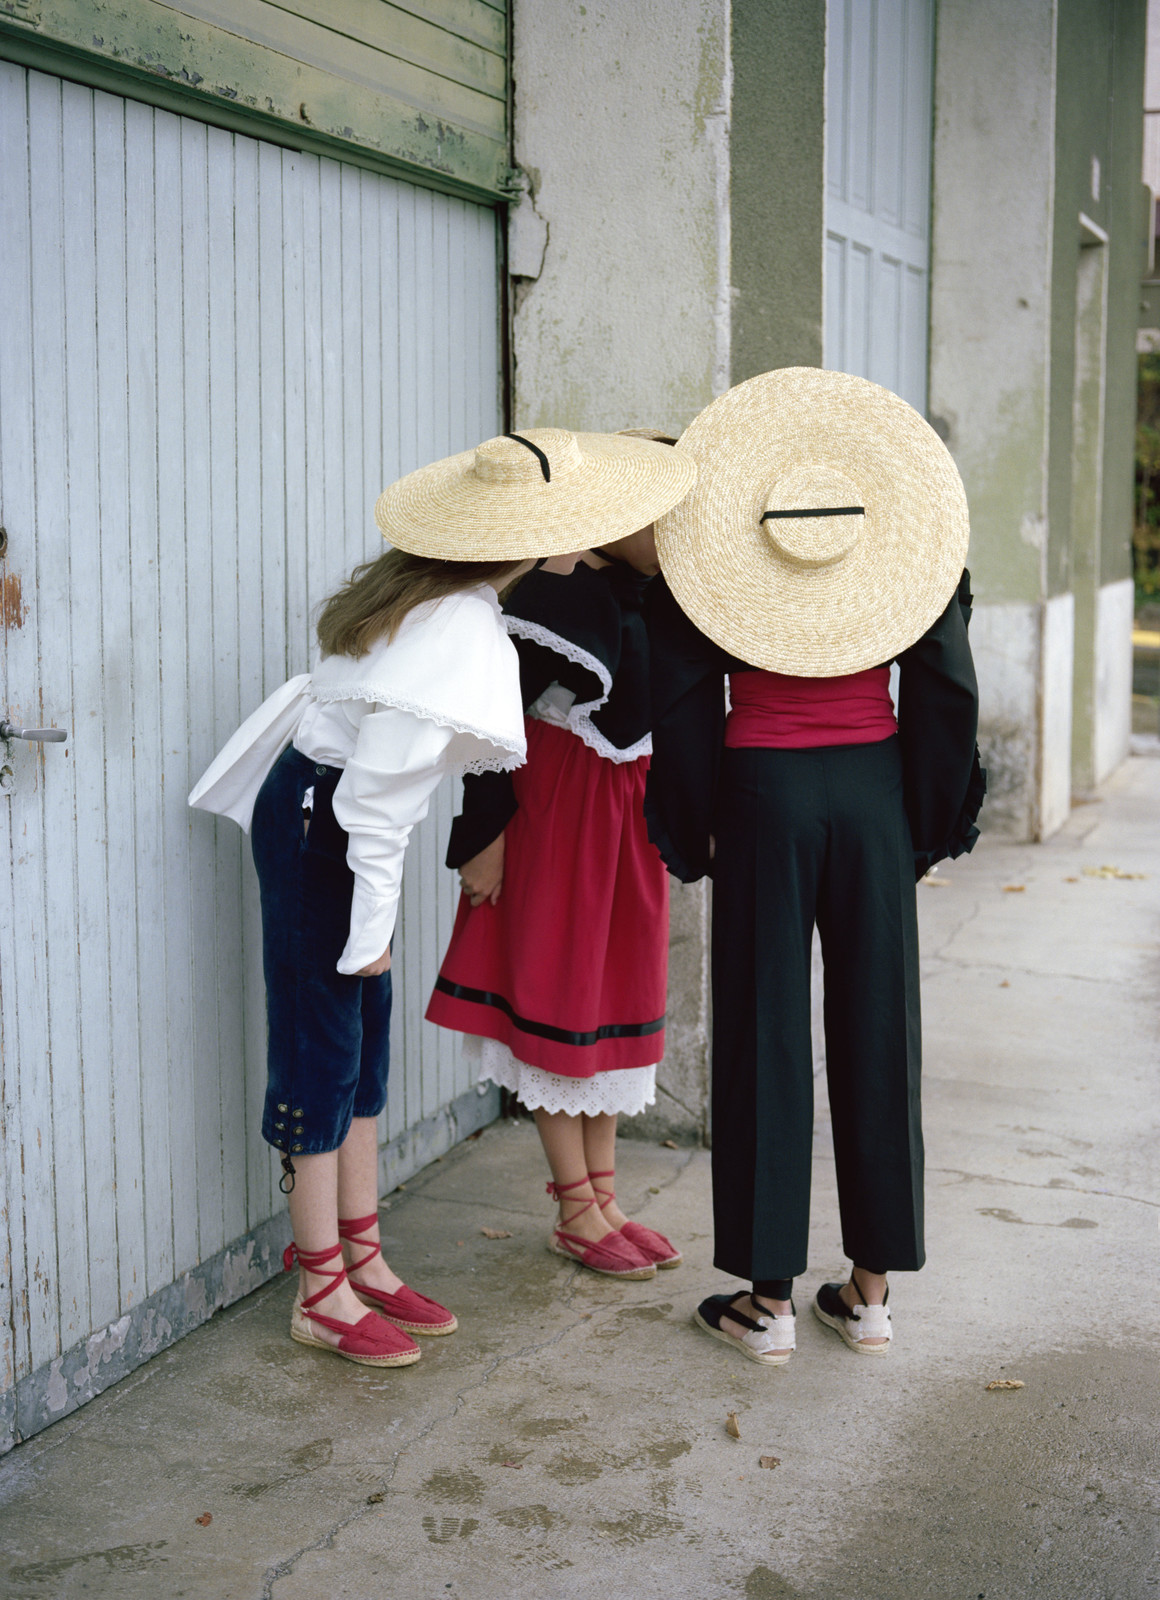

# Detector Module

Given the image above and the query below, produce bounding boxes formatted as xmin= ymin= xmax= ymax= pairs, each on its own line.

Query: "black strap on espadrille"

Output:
xmin=697 ymin=1293 xmax=793 ymax=1333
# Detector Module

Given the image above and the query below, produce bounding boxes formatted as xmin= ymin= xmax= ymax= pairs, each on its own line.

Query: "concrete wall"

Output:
xmin=929 ymin=0 xmax=1057 ymax=835
xmin=508 ymin=0 xmax=731 ymax=435
xmin=509 ymin=0 xmax=829 ymax=1141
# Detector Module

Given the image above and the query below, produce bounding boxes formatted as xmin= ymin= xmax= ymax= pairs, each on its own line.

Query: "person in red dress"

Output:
xmin=426 ymin=477 xmax=685 ymax=1279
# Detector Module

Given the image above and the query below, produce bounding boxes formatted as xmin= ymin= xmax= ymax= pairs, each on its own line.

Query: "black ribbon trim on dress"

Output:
xmin=761 ymin=506 xmax=864 ymax=519
xmin=507 ymin=432 xmax=552 ymax=482
xmin=433 ymin=976 xmax=664 ymax=1045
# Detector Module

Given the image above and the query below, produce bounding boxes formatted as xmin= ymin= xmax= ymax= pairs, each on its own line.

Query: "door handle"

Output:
xmin=1 ymin=718 xmax=67 ymax=742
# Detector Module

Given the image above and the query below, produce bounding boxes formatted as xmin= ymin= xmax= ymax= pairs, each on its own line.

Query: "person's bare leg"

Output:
xmin=534 ymin=1107 xmax=618 ymax=1243
xmin=287 ymin=1149 xmax=380 ymax=1348
xmin=839 ymin=1266 xmax=889 ymax=1345
xmin=336 ymin=1116 xmax=405 ymax=1295
xmin=580 ymin=1112 xmax=631 ymax=1228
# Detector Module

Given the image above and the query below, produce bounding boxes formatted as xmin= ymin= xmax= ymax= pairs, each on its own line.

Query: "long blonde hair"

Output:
xmin=316 ymin=548 xmax=525 ymax=659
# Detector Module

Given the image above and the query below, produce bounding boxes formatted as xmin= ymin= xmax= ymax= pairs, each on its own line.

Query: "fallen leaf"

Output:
xmin=661 ymin=1139 xmax=678 ymax=1149
xmin=759 ymin=1455 xmax=781 ymax=1469
xmin=500 ymin=1461 xmax=523 ymax=1469
xmin=366 ymin=1492 xmax=384 ymax=1504
xmin=999 ymin=980 xmax=1010 ymax=988
xmin=468 ymin=1128 xmax=484 ymax=1140
xmin=456 ymin=1239 xmax=465 ymax=1247
xmin=648 ymin=1186 xmax=661 ymax=1195
xmin=726 ymin=1412 xmax=742 ymax=1440
xmin=1083 ymin=864 xmax=1146 ymax=880
xmin=1002 ymin=885 xmax=1026 ymax=893
xmin=985 ymin=1379 xmax=1025 ymax=1391
xmin=396 ymin=1182 xmax=406 ymax=1191
xmin=480 ymin=1226 xmax=512 ymax=1239
xmin=1064 ymin=876 xmax=1079 ymax=883
xmin=195 ymin=1513 xmax=213 ymax=1527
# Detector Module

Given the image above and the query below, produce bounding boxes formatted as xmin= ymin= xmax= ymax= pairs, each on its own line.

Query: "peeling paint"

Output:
xmin=1 ymin=571 xmax=27 ymax=630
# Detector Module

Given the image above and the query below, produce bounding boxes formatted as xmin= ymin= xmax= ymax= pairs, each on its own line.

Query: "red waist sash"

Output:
xmin=724 ymin=666 xmax=897 ymax=750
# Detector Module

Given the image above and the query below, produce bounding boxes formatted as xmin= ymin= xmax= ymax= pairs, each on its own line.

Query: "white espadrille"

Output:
xmin=693 ymin=1293 xmax=795 ymax=1366
xmin=813 ymin=1280 xmax=892 ymax=1355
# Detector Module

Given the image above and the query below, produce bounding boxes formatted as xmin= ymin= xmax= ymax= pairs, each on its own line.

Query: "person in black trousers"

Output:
xmin=645 ymin=369 xmax=985 ymax=1364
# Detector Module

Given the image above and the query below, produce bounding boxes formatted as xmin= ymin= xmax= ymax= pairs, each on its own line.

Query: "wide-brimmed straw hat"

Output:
xmin=654 ymin=369 xmax=970 ymax=675
xmin=375 ymin=428 xmax=697 ymax=561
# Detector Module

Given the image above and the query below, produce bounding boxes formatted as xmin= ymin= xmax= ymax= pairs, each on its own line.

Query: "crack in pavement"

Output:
xmin=926 ymin=1165 xmax=1160 ymax=1209
xmin=921 ymin=952 xmax=1155 ymax=988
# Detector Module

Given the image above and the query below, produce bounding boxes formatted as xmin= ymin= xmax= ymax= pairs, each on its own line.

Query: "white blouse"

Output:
xmin=189 ymin=586 xmax=525 ymax=974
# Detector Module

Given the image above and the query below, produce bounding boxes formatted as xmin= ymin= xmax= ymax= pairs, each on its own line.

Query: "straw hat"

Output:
xmin=654 ymin=369 xmax=970 ymax=675
xmin=375 ymin=429 xmax=697 ymax=561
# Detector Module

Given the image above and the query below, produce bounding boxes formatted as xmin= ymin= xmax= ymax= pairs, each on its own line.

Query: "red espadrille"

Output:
xmin=284 ymin=1241 xmax=420 ymax=1366
xmin=590 ymin=1171 xmax=683 ymax=1268
xmin=338 ymin=1214 xmax=458 ymax=1335
xmin=545 ymin=1178 xmax=656 ymax=1279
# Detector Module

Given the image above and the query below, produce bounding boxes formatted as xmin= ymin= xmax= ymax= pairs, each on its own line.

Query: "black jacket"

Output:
xmin=446 ymin=560 xmax=654 ymax=869
xmin=643 ymin=570 xmax=986 ymax=883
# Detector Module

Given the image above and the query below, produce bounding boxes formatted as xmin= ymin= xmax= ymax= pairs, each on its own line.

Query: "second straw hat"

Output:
xmin=375 ymin=428 xmax=696 ymax=561
xmin=655 ymin=369 xmax=970 ymax=676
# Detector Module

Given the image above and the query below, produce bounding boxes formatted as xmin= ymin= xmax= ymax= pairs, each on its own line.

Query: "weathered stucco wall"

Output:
xmin=930 ymin=0 xmax=1144 ymax=831
xmin=509 ymin=0 xmax=731 ymax=435
xmin=509 ymin=0 xmax=733 ymax=1141
xmin=929 ymin=0 xmax=1058 ymax=835
xmin=930 ymin=0 xmax=1056 ymax=612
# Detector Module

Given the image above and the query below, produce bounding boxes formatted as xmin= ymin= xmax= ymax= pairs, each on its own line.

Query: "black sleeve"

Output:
xmin=446 ymin=770 xmax=520 ymax=869
xmin=896 ymin=568 xmax=987 ymax=879
xmin=643 ymin=576 xmax=732 ymax=883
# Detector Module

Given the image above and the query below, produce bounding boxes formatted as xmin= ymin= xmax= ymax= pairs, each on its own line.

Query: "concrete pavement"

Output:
xmin=1 ymin=755 xmax=1158 ymax=1600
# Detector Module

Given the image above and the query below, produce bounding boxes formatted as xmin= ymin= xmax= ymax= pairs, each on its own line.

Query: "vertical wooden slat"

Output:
xmin=94 ymin=89 xmax=149 ymax=1312
xmin=319 ymin=159 xmax=347 ymax=605
xmin=57 ymin=75 xmax=121 ymax=1343
xmin=230 ymin=129 xmax=265 ymax=1233
xmin=124 ymin=97 xmax=172 ymax=1297
xmin=0 ymin=63 xmax=48 ymax=1381
xmin=155 ymin=104 xmax=199 ymax=1280
xmin=180 ymin=116 xmax=220 ymax=1267
xmin=301 ymin=160 xmax=328 ymax=644
xmin=248 ymin=139 xmax=288 ymax=1221
xmin=205 ymin=124 xmax=245 ymax=1253
xmin=29 ymin=78 xmax=86 ymax=1360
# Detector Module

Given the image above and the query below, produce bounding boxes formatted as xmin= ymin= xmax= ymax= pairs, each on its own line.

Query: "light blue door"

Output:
xmin=0 ymin=62 xmax=501 ymax=1448
xmin=825 ymin=0 xmax=934 ymax=411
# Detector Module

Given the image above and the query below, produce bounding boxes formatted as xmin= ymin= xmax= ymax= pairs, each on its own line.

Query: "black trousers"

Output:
xmin=711 ymin=737 xmax=924 ymax=1282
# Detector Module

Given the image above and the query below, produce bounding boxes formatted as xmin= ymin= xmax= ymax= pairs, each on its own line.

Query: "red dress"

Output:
xmin=425 ymin=562 xmax=669 ymax=1099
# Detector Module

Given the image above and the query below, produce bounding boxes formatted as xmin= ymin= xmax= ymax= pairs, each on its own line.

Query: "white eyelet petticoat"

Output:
xmin=467 ymin=1036 xmax=657 ymax=1117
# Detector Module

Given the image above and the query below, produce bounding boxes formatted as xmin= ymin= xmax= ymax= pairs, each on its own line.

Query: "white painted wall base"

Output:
xmin=1093 ymin=578 xmax=1134 ymax=783
xmin=1040 ymin=593 xmax=1076 ymax=838
xmin=972 ymin=597 xmax=1077 ymax=841
xmin=971 ymin=602 xmax=1041 ymax=838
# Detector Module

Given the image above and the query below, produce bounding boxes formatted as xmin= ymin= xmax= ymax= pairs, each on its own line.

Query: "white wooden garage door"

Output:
xmin=824 ymin=0 xmax=934 ymax=412
xmin=0 ymin=62 xmax=500 ymax=1445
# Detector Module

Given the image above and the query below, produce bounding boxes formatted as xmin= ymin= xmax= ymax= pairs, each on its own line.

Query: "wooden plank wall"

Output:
xmin=824 ymin=0 xmax=933 ymax=413
xmin=0 ymin=62 xmax=500 ymax=1407
xmin=0 ymin=0 xmax=509 ymax=198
